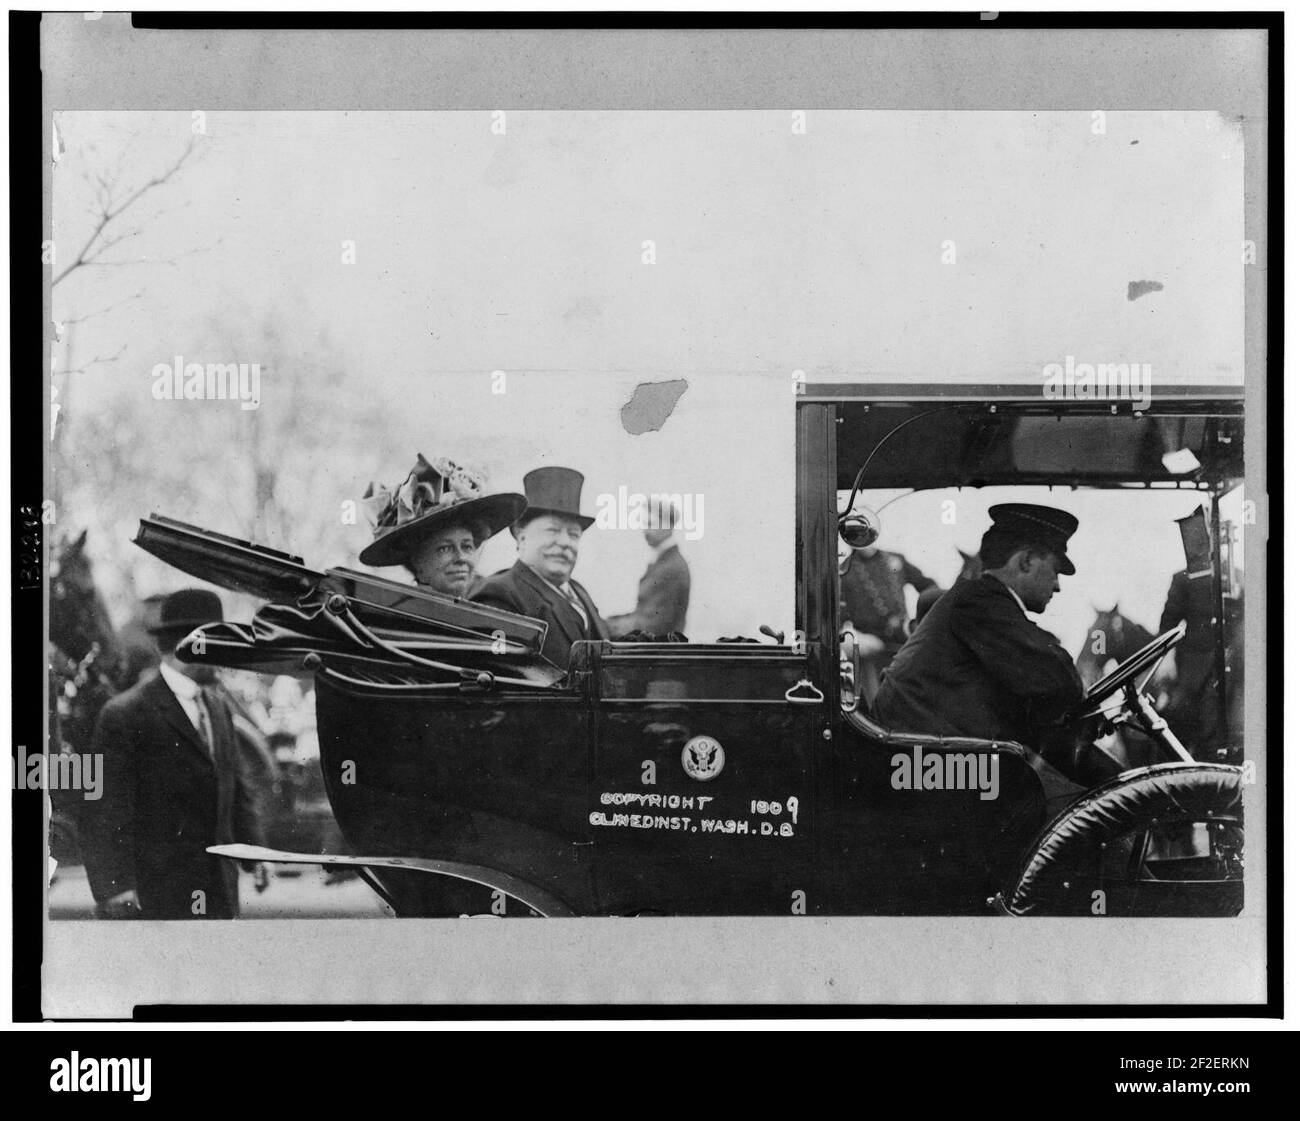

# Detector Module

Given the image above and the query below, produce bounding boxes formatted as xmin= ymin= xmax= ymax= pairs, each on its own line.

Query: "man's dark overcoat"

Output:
xmin=82 ymin=672 xmax=265 ymax=918
xmin=471 ymin=560 xmax=610 ymax=667
xmin=872 ymin=573 xmax=1083 ymax=748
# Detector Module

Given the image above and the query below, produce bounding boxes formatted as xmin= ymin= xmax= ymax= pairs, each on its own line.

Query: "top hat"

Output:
xmin=148 ymin=588 xmax=224 ymax=634
xmin=988 ymin=503 xmax=1079 ymax=575
xmin=359 ymin=454 xmax=527 ymax=567
xmin=516 ymin=466 xmax=595 ymax=531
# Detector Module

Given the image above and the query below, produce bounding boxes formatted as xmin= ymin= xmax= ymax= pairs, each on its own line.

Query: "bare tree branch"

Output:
xmin=56 ymin=289 xmax=146 ymax=328
xmin=53 ymin=136 xmax=203 ymax=288
xmin=155 ymin=235 xmax=224 ymax=267
xmin=62 ymin=342 xmax=127 ymax=377
xmin=68 ymin=221 xmax=218 ymax=275
xmin=86 ymin=224 xmax=147 ymax=259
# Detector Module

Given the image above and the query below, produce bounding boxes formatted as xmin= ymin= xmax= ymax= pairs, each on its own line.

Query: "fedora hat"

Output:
xmin=988 ymin=503 xmax=1079 ymax=575
xmin=359 ymin=453 xmax=526 ymax=567
xmin=148 ymin=588 xmax=224 ymax=634
xmin=516 ymin=466 xmax=595 ymax=531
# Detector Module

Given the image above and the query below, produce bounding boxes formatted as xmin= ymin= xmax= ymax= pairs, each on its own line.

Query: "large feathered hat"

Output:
xmin=358 ymin=454 xmax=526 ymax=567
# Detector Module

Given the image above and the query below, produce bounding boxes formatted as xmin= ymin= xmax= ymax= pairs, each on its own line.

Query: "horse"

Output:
xmin=1075 ymin=604 xmax=1162 ymax=769
xmin=956 ymin=547 xmax=982 ymax=582
xmin=1075 ymin=604 xmax=1156 ymax=689
xmin=913 ymin=547 xmax=983 ymax=628
xmin=49 ymin=531 xmax=129 ymax=862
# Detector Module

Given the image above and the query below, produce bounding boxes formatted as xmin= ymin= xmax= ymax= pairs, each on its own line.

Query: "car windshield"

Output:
xmin=839 ymin=484 xmax=1246 ymax=658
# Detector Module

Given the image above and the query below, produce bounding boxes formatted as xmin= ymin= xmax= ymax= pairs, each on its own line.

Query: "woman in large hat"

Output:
xmin=357 ymin=457 xmax=528 ymax=919
xmin=359 ymin=454 xmax=526 ymax=598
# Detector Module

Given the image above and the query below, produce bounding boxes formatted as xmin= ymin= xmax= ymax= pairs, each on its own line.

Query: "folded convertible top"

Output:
xmin=134 ymin=514 xmax=559 ymax=683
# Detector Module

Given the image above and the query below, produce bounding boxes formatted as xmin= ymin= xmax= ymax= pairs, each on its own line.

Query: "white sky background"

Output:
xmin=52 ymin=110 xmax=1245 ymax=645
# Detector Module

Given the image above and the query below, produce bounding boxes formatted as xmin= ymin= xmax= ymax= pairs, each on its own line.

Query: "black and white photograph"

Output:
xmin=15 ymin=12 xmax=1278 ymax=1025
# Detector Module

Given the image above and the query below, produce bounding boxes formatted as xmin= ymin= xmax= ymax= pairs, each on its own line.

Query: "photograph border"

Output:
xmin=13 ymin=9 xmax=1282 ymax=1021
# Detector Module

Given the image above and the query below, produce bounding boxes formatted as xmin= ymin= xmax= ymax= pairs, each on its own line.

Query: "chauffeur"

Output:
xmin=472 ymin=466 xmax=610 ymax=666
xmin=871 ymin=504 xmax=1088 ymax=773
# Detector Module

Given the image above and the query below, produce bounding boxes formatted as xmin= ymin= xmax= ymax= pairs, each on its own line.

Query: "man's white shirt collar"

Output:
xmin=159 ymin=659 xmax=200 ymax=701
xmin=1002 ymin=583 xmax=1030 ymax=617
xmin=158 ymin=660 xmax=207 ymax=736
xmin=651 ymin=534 xmax=678 ymax=561
xmin=527 ymin=564 xmax=589 ymax=622
xmin=527 ymin=563 xmax=569 ymax=594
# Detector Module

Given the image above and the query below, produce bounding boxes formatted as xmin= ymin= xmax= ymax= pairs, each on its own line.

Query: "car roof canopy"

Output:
xmin=817 ymin=384 xmax=1245 ymax=492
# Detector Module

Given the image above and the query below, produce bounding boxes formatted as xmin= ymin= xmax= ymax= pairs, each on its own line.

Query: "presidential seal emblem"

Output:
xmin=681 ymin=735 xmax=725 ymax=781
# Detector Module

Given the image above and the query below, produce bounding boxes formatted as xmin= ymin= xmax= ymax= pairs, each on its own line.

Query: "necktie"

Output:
xmin=194 ymin=688 xmax=215 ymax=758
xmin=560 ymin=582 xmax=590 ymax=633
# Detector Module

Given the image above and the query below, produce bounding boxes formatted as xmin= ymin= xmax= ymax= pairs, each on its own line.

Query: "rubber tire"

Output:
xmin=1001 ymin=762 xmax=1242 ymax=917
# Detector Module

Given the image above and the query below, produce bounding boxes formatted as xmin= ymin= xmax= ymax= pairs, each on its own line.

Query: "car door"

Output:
xmin=587 ymin=642 xmax=825 ymax=915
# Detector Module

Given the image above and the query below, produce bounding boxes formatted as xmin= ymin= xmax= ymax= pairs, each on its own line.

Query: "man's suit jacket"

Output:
xmin=872 ymin=574 xmax=1083 ymax=750
xmin=1159 ymin=569 xmax=1244 ymax=670
xmin=608 ymin=544 xmax=691 ymax=637
xmin=471 ymin=560 xmax=610 ymax=667
xmin=81 ymin=672 xmax=266 ymax=918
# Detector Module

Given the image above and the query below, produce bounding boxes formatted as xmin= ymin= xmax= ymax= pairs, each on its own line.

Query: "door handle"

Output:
xmin=784 ymin=678 xmax=825 ymax=705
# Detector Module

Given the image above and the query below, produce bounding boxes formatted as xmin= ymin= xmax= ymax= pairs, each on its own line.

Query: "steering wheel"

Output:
xmin=1069 ymin=622 xmax=1185 ymax=721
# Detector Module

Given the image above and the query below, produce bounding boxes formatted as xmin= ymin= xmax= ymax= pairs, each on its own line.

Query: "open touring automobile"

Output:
xmin=133 ymin=381 xmax=1247 ymax=918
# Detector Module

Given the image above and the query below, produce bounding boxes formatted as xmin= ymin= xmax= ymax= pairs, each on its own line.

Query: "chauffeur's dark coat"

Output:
xmin=471 ymin=560 xmax=610 ymax=667
xmin=81 ymin=672 xmax=266 ymax=918
xmin=872 ymin=573 xmax=1083 ymax=749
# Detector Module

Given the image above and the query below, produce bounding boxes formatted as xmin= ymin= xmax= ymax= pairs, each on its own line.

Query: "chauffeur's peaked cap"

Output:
xmin=987 ymin=503 xmax=1079 ymax=575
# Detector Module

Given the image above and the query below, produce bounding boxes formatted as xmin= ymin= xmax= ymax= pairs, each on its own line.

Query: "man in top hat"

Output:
xmin=472 ymin=466 xmax=610 ymax=667
xmin=872 ymin=504 xmax=1090 ymax=773
xmin=81 ymin=589 xmax=268 ymax=919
